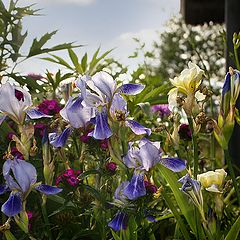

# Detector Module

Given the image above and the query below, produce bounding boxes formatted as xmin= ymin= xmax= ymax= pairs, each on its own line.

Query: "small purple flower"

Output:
xmin=34 ymin=123 xmax=46 ymax=137
xmin=144 ymin=181 xmax=158 ymax=194
xmin=56 ymin=168 xmax=81 ymax=187
xmin=100 ymin=139 xmax=109 ymax=150
xmin=11 ymin=147 xmax=24 ymax=160
xmin=179 ymin=124 xmax=192 ymax=140
xmin=151 ymin=104 xmax=171 ymax=118
xmin=7 ymin=132 xmax=16 ymax=141
xmin=15 ymin=89 xmax=24 ymax=101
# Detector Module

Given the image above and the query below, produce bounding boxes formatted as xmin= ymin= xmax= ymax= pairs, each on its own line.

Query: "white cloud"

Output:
xmin=18 ymin=0 xmax=96 ymax=6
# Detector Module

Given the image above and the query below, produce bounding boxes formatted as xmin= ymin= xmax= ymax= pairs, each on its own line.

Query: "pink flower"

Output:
xmin=38 ymin=99 xmax=61 ymax=115
xmin=144 ymin=181 xmax=157 ymax=194
xmin=100 ymin=139 xmax=108 ymax=150
xmin=151 ymin=104 xmax=170 ymax=118
xmin=56 ymin=169 xmax=81 ymax=187
xmin=11 ymin=147 xmax=24 ymax=160
xmin=106 ymin=162 xmax=117 ymax=172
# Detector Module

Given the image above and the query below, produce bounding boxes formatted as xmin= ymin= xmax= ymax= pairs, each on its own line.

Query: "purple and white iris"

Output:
xmin=0 ymin=158 xmax=62 ymax=217
xmin=49 ymin=71 xmax=149 ymax=146
xmin=0 ymin=82 xmax=51 ymax=125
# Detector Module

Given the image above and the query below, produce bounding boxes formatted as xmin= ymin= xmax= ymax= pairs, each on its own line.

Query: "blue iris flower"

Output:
xmin=108 ymin=211 xmax=128 ymax=231
xmin=0 ymin=158 xmax=62 ymax=217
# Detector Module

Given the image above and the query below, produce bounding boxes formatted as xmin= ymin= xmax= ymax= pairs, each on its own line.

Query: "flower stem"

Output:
xmin=188 ymin=117 xmax=199 ymax=178
xmin=41 ymin=195 xmax=53 ymax=240
xmin=224 ymin=149 xmax=240 ymax=205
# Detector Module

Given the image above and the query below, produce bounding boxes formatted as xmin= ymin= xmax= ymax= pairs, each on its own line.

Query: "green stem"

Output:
xmin=41 ymin=196 xmax=53 ymax=240
xmin=188 ymin=117 xmax=199 ymax=178
xmin=224 ymin=149 xmax=240 ymax=205
xmin=162 ymin=191 xmax=191 ymax=240
xmin=234 ymin=47 xmax=240 ymax=70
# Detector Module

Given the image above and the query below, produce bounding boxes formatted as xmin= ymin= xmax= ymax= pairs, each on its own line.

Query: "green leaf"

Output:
xmin=78 ymin=169 xmax=100 ymax=180
xmin=111 ymin=230 xmax=121 ymax=240
xmin=224 ymin=213 xmax=240 ymax=240
xmin=89 ymin=48 xmax=113 ymax=74
xmin=68 ymin=48 xmax=82 ymax=73
xmin=81 ymin=53 xmax=88 ymax=73
xmin=28 ymin=31 xmax=80 ymax=57
xmin=42 ymin=54 xmax=74 ymax=70
xmin=4 ymin=231 xmax=17 ymax=240
xmin=157 ymin=165 xmax=198 ymax=235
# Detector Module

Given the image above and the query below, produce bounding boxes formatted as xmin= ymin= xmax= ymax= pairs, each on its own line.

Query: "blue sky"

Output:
xmin=6 ymin=0 xmax=180 ymax=74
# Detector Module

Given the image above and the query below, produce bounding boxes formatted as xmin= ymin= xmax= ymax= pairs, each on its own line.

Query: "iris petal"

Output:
xmin=117 ymin=83 xmax=144 ymax=95
xmin=0 ymin=184 xmax=9 ymax=195
xmin=123 ymin=173 xmax=146 ymax=200
xmin=26 ymin=108 xmax=52 ymax=120
xmin=108 ymin=212 xmax=128 ymax=231
xmin=49 ymin=127 xmax=72 ymax=148
xmin=93 ymin=108 xmax=112 ymax=140
xmin=125 ymin=120 xmax=151 ymax=136
xmin=159 ymin=157 xmax=186 ymax=172
xmin=35 ymin=184 xmax=62 ymax=195
xmin=1 ymin=192 xmax=22 ymax=217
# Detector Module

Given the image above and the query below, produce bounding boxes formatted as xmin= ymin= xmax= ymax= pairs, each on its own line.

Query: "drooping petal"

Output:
xmin=60 ymin=96 xmax=93 ymax=128
xmin=123 ymin=173 xmax=146 ymax=200
xmin=93 ymin=108 xmax=112 ymax=140
xmin=168 ymin=88 xmax=178 ymax=111
xmin=35 ymin=184 xmax=62 ymax=195
xmin=108 ymin=212 xmax=128 ymax=231
xmin=91 ymin=72 xmax=116 ymax=100
xmin=117 ymin=83 xmax=145 ymax=95
xmin=1 ymin=192 xmax=22 ymax=217
xmin=125 ymin=120 xmax=151 ymax=136
xmin=49 ymin=127 xmax=72 ymax=148
xmin=114 ymin=181 xmax=129 ymax=201
xmin=13 ymin=159 xmax=37 ymax=192
xmin=26 ymin=108 xmax=52 ymax=120
xmin=159 ymin=157 xmax=186 ymax=172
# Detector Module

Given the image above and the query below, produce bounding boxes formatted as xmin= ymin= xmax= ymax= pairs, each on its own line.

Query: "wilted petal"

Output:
xmin=125 ymin=120 xmax=151 ymax=136
xmin=1 ymin=192 xmax=22 ymax=217
xmin=168 ymin=88 xmax=178 ymax=111
xmin=114 ymin=181 xmax=129 ymax=201
xmin=93 ymin=108 xmax=112 ymax=140
xmin=60 ymin=97 xmax=93 ymax=128
xmin=117 ymin=83 xmax=144 ymax=95
xmin=123 ymin=173 xmax=146 ymax=200
xmin=160 ymin=157 xmax=186 ymax=172
xmin=26 ymin=108 xmax=52 ymax=119
xmin=49 ymin=127 xmax=72 ymax=148
xmin=35 ymin=184 xmax=62 ymax=195
xmin=108 ymin=212 xmax=128 ymax=231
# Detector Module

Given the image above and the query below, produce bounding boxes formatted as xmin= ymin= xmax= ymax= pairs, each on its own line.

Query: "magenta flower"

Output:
xmin=151 ymin=104 xmax=170 ymax=118
xmin=38 ymin=99 xmax=62 ymax=115
xmin=56 ymin=169 xmax=81 ymax=187
xmin=106 ymin=162 xmax=117 ymax=172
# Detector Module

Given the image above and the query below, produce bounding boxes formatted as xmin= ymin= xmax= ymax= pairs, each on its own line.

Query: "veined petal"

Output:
xmin=35 ymin=184 xmax=62 ymax=195
xmin=159 ymin=157 xmax=186 ymax=172
xmin=1 ymin=192 xmax=22 ymax=217
xmin=49 ymin=127 xmax=72 ymax=148
xmin=137 ymin=141 xmax=161 ymax=171
xmin=26 ymin=108 xmax=52 ymax=119
xmin=60 ymin=97 xmax=93 ymax=128
xmin=117 ymin=83 xmax=145 ymax=95
xmin=91 ymin=72 xmax=116 ymax=100
xmin=93 ymin=108 xmax=112 ymax=140
xmin=11 ymin=158 xmax=37 ymax=193
xmin=123 ymin=173 xmax=146 ymax=200
xmin=125 ymin=119 xmax=151 ymax=136
xmin=108 ymin=212 xmax=128 ymax=231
